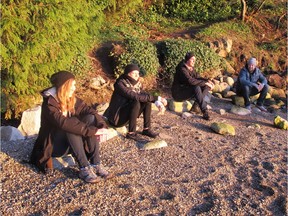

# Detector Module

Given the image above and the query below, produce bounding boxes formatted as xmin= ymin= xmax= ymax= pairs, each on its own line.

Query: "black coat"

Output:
xmin=172 ymin=61 xmax=208 ymax=99
xmin=105 ymin=74 xmax=157 ymax=126
xmin=30 ymin=87 xmax=106 ymax=172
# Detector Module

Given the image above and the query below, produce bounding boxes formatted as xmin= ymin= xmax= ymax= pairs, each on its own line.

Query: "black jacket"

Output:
xmin=171 ymin=60 xmax=208 ymax=99
xmin=105 ymin=74 xmax=157 ymax=126
xmin=30 ymin=87 xmax=106 ymax=172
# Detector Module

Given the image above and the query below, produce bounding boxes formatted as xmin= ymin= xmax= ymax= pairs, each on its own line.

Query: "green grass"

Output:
xmin=195 ymin=20 xmax=254 ymax=41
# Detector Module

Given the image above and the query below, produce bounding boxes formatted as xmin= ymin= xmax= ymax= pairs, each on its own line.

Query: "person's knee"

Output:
xmin=131 ymin=100 xmax=141 ymax=110
xmin=262 ymin=84 xmax=269 ymax=93
xmin=81 ymin=114 xmax=95 ymax=125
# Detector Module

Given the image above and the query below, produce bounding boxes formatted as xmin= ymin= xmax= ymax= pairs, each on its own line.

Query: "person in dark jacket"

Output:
xmin=30 ymin=71 xmax=112 ymax=183
xmin=236 ymin=57 xmax=269 ymax=112
xmin=171 ymin=52 xmax=214 ymax=120
xmin=104 ymin=64 xmax=167 ymax=142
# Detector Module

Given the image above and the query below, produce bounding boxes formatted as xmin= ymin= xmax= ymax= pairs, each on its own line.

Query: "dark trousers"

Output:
xmin=237 ymin=84 xmax=269 ymax=106
xmin=51 ymin=114 xmax=100 ymax=168
xmin=172 ymin=85 xmax=210 ymax=112
xmin=113 ymin=100 xmax=152 ymax=133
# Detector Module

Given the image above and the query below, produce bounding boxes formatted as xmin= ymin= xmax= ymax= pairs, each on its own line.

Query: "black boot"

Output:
xmin=190 ymin=102 xmax=201 ymax=114
xmin=202 ymin=110 xmax=210 ymax=120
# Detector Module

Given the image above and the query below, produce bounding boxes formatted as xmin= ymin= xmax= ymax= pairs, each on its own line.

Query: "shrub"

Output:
xmin=158 ymin=38 xmax=223 ymax=84
xmin=110 ymin=36 xmax=160 ymax=77
xmin=154 ymin=0 xmax=241 ymax=22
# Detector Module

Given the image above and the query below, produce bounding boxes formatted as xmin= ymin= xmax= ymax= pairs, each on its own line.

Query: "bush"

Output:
xmin=158 ymin=38 xmax=223 ymax=84
xmin=154 ymin=0 xmax=241 ymax=22
xmin=110 ymin=36 xmax=160 ymax=77
xmin=1 ymin=1 xmax=108 ymax=119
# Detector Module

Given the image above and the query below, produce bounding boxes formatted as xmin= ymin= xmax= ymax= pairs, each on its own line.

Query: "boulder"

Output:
xmin=222 ymin=91 xmax=236 ymax=98
xmin=230 ymin=105 xmax=251 ymax=115
xmin=142 ymin=139 xmax=168 ymax=150
xmin=274 ymin=115 xmax=288 ymax=130
xmin=211 ymin=122 xmax=235 ymax=136
xmin=269 ymin=87 xmax=286 ymax=99
xmin=53 ymin=154 xmax=76 ymax=169
xmin=89 ymin=75 xmax=107 ymax=90
xmin=1 ymin=126 xmax=25 ymax=141
xmin=224 ymin=76 xmax=235 ymax=87
xmin=168 ymin=100 xmax=192 ymax=113
xmin=18 ymin=105 xmax=41 ymax=136
xmin=182 ymin=112 xmax=193 ymax=119
xmin=267 ymin=73 xmax=286 ymax=89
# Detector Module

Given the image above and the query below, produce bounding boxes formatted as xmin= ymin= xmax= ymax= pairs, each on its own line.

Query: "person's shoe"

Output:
xmin=190 ymin=102 xmax=202 ymax=114
xmin=142 ymin=129 xmax=159 ymax=138
xmin=202 ymin=110 xmax=211 ymax=120
xmin=245 ymin=105 xmax=252 ymax=111
xmin=256 ymin=104 xmax=268 ymax=112
xmin=79 ymin=166 xmax=100 ymax=183
xmin=93 ymin=164 xmax=113 ymax=179
xmin=126 ymin=133 xmax=146 ymax=142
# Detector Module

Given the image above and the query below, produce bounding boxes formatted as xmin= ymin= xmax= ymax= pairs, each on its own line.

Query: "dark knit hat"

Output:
xmin=184 ymin=52 xmax=195 ymax=62
xmin=124 ymin=64 xmax=140 ymax=75
xmin=50 ymin=71 xmax=75 ymax=88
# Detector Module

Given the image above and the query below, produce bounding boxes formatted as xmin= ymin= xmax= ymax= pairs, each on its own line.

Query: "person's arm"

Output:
xmin=179 ymin=66 xmax=207 ymax=86
xmin=75 ymin=98 xmax=107 ymax=128
xmin=117 ymin=80 xmax=157 ymax=102
xmin=44 ymin=97 xmax=98 ymax=137
xmin=238 ymin=68 xmax=258 ymax=88
xmin=257 ymin=69 xmax=268 ymax=85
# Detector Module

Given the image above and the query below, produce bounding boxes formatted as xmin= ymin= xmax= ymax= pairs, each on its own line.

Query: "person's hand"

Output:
xmin=257 ymin=83 xmax=264 ymax=91
xmin=95 ymin=128 xmax=108 ymax=143
xmin=205 ymin=81 xmax=214 ymax=90
xmin=158 ymin=96 xmax=168 ymax=106
xmin=95 ymin=128 xmax=108 ymax=135
xmin=154 ymin=100 xmax=166 ymax=114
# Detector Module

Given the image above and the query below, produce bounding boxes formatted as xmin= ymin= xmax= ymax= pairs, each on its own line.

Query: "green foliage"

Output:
xmin=195 ymin=21 xmax=253 ymax=40
xmin=110 ymin=36 xmax=160 ymax=78
xmin=154 ymin=0 xmax=241 ymax=22
xmin=1 ymin=0 xmax=107 ymax=119
xmin=158 ymin=38 xmax=223 ymax=84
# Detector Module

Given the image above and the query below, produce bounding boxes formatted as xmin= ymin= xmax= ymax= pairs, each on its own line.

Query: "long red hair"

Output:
xmin=56 ymin=78 xmax=76 ymax=115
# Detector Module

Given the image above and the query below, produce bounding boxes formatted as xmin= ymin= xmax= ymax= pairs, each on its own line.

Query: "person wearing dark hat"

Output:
xmin=30 ymin=71 xmax=113 ymax=183
xmin=104 ymin=64 xmax=167 ymax=142
xmin=236 ymin=57 xmax=269 ymax=112
xmin=171 ymin=52 xmax=214 ymax=120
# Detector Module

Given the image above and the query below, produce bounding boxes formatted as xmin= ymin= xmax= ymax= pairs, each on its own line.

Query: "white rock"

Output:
xmin=1 ymin=126 xmax=25 ymax=141
xmin=18 ymin=105 xmax=41 ymax=136
xmin=142 ymin=139 xmax=168 ymax=150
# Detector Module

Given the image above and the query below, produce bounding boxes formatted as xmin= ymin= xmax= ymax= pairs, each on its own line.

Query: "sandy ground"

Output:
xmin=1 ymin=97 xmax=287 ymax=216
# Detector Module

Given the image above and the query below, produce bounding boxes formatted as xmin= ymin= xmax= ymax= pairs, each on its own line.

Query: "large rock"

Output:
xmin=168 ymin=100 xmax=192 ymax=113
xmin=274 ymin=115 xmax=288 ymax=130
xmin=1 ymin=126 xmax=25 ymax=141
xmin=230 ymin=105 xmax=251 ymax=115
xmin=267 ymin=73 xmax=286 ymax=89
xmin=142 ymin=139 xmax=168 ymax=150
xmin=53 ymin=154 xmax=76 ymax=169
xmin=269 ymin=87 xmax=286 ymax=99
xmin=18 ymin=105 xmax=41 ymax=137
xmin=231 ymin=95 xmax=259 ymax=106
xmin=211 ymin=122 xmax=235 ymax=136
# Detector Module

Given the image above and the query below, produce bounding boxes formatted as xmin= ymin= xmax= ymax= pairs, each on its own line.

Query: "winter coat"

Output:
xmin=236 ymin=65 xmax=268 ymax=92
xmin=104 ymin=74 xmax=157 ymax=126
xmin=172 ymin=60 xmax=208 ymax=99
xmin=30 ymin=87 xmax=106 ymax=172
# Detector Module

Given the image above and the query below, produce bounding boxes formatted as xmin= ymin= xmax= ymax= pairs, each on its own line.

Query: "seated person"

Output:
xmin=30 ymin=71 xmax=112 ymax=183
xmin=236 ymin=57 xmax=269 ymax=112
xmin=171 ymin=52 xmax=214 ymax=120
xmin=104 ymin=64 xmax=167 ymax=142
